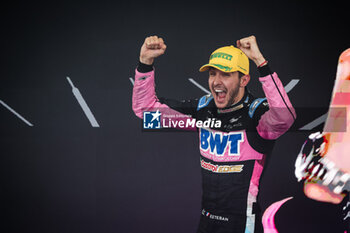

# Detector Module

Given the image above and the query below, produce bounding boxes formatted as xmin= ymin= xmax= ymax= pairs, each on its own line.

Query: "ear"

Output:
xmin=240 ymin=74 xmax=250 ymax=87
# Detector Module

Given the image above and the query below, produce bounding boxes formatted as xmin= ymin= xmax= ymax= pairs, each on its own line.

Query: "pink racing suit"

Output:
xmin=132 ymin=63 xmax=296 ymax=233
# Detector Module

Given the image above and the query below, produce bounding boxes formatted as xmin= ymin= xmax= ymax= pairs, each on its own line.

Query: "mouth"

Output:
xmin=213 ymin=88 xmax=227 ymax=104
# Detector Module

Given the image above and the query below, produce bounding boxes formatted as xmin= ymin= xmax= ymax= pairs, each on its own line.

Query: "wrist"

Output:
xmin=253 ymin=55 xmax=266 ymax=67
xmin=257 ymin=60 xmax=268 ymax=68
xmin=257 ymin=64 xmax=272 ymax=76
xmin=137 ymin=61 xmax=154 ymax=73
xmin=139 ymin=56 xmax=154 ymax=65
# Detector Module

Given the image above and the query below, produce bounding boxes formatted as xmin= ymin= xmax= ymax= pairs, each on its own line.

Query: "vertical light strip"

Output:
xmin=67 ymin=77 xmax=100 ymax=127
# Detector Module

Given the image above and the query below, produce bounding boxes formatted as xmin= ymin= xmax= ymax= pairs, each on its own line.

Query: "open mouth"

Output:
xmin=213 ymin=88 xmax=227 ymax=103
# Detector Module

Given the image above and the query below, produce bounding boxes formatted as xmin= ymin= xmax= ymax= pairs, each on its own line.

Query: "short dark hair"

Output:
xmin=238 ymin=71 xmax=245 ymax=79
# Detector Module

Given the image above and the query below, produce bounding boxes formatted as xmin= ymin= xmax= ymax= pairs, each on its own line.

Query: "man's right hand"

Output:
xmin=139 ymin=36 xmax=167 ymax=65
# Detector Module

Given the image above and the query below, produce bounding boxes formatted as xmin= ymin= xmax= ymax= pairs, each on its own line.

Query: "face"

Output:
xmin=208 ymin=68 xmax=247 ymax=109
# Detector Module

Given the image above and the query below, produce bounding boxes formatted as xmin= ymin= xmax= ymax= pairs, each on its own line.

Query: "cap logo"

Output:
xmin=212 ymin=64 xmax=232 ymax=72
xmin=210 ymin=52 xmax=232 ymax=61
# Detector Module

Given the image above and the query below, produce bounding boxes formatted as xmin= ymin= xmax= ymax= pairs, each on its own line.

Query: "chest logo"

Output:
xmin=200 ymin=128 xmax=244 ymax=156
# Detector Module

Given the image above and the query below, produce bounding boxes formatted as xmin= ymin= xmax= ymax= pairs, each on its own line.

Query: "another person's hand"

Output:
xmin=139 ymin=35 xmax=167 ymax=65
xmin=237 ymin=35 xmax=266 ymax=67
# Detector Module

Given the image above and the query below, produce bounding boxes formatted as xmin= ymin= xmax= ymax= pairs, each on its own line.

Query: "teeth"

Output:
xmin=215 ymin=89 xmax=224 ymax=93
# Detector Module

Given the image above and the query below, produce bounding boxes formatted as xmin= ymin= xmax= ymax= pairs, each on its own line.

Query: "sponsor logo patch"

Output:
xmin=210 ymin=52 xmax=233 ymax=61
xmin=200 ymin=128 xmax=244 ymax=156
xmin=200 ymin=159 xmax=243 ymax=173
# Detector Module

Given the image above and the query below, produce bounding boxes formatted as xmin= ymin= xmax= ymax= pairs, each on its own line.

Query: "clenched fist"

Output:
xmin=236 ymin=36 xmax=266 ymax=67
xmin=139 ymin=36 xmax=167 ymax=65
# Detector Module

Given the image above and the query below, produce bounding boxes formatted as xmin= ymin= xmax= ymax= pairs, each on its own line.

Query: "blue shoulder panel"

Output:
xmin=197 ymin=94 xmax=213 ymax=111
xmin=248 ymin=98 xmax=267 ymax=118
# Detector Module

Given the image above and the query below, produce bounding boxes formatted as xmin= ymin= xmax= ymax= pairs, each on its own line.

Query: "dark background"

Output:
xmin=0 ymin=0 xmax=348 ymax=232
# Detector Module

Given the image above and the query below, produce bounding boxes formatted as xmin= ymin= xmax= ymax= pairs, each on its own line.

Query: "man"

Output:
xmin=132 ymin=35 xmax=296 ymax=233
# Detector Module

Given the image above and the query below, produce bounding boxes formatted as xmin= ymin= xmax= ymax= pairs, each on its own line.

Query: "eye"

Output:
xmin=222 ymin=72 xmax=231 ymax=77
xmin=209 ymin=71 xmax=216 ymax=76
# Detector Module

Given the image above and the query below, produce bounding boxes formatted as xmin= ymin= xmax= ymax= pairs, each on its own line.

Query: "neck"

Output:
xmin=218 ymin=88 xmax=247 ymax=111
xmin=231 ymin=88 xmax=246 ymax=106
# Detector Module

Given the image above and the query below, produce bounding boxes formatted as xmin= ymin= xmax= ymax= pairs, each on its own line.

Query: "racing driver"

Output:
xmin=132 ymin=35 xmax=296 ymax=233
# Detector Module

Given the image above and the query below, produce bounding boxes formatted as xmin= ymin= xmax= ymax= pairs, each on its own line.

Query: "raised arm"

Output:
xmin=132 ymin=36 xmax=167 ymax=118
xmin=132 ymin=36 xmax=197 ymax=130
xmin=237 ymin=36 xmax=296 ymax=139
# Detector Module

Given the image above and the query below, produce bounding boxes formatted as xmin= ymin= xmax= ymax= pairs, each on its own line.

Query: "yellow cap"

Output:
xmin=199 ymin=45 xmax=249 ymax=74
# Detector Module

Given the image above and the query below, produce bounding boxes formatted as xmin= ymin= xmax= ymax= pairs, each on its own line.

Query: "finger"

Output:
xmin=236 ymin=40 xmax=241 ymax=48
xmin=239 ymin=38 xmax=251 ymax=48
xmin=239 ymin=35 xmax=256 ymax=47
xmin=145 ymin=37 xmax=152 ymax=47
xmin=154 ymin=36 xmax=163 ymax=48
xmin=158 ymin=37 xmax=166 ymax=49
xmin=248 ymin=35 xmax=256 ymax=42
xmin=240 ymin=35 xmax=255 ymax=43
xmin=148 ymin=36 xmax=156 ymax=46
xmin=161 ymin=44 xmax=167 ymax=51
xmin=146 ymin=37 xmax=158 ymax=49
xmin=242 ymin=41 xmax=251 ymax=49
xmin=152 ymin=36 xmax=164 ymax=49
xmin=151 ymin=35 xmax=158 ymax=43
xmin=144 ymin=36 xmax=151 ymax=43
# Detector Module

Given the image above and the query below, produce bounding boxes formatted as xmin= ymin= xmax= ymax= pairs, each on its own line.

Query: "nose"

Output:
xmin=212 ymin=73 xmax=222 ymax=86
